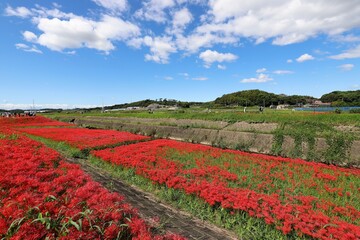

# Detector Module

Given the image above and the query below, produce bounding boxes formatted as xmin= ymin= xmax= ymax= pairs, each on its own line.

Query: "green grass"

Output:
xmin=43 ymin=107 xmax=360 ymax=126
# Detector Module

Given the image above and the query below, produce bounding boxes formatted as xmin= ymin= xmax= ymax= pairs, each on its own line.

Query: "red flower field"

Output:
xmin=0 ymin=128 xmax=182 ymax=239
xmin=0 ymin=116 xmax=72 ymax=128
xmin=3 ymin=116 xmax=360 ymax=239
xmin=18 ymin=127 xmax=149 ymax=149
xmin=93 ymin=139 xmax=360 ymax=239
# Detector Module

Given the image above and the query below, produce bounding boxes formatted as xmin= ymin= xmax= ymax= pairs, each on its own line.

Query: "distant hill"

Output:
xmin=320 ymin=90 xmax=360 ymax=106
xmin=214 ymin=90 xmax=315 ymax=107
xmin=106 ymin=99 xmax=204 ymax=110
xmin=8 ymin=90 xmax=357 ymax=112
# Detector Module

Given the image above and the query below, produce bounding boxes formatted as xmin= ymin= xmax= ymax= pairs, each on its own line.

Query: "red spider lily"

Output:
xmin=0 ymin=116 xmax=71 ymax=128
xmin=93 ymin=139 xmax=360 ymax=239
xmin=18 ymin=127 xmax=149 ymax=149
xmin=0 ymin=131 xmax=184 ymax=240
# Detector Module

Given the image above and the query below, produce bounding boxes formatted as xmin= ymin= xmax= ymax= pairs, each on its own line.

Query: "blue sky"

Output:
xmin=1 ymin=0 xmax=359 ymax=109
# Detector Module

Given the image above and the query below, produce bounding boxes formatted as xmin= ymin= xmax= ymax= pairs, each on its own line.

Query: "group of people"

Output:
xmin=1 ymin=111 xmax=36 ymax=117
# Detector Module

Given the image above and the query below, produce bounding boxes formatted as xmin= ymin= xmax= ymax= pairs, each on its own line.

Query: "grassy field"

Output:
xmin=44 ymin=107 xmax=360 ymax=126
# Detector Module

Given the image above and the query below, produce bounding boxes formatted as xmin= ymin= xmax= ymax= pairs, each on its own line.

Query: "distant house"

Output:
xmin=276 ymin=104 xmax=290 ymax=110
xmin=269 ymin=105 xmax=277 ymax=109
xmin=126 ymin=106 xmax=141 ymax=110
xmin=147 ymin=103 xmax=162 ymax=110
xmin=313 ymin=100 xmax=331 ymax=107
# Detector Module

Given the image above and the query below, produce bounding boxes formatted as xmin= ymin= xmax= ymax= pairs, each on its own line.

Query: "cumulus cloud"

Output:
xmin=5 ymin=6 xmax=32 ymax=18
xmin=241 ymin=73 xmax=273 ymax=83
xmin=6 ymin=5 xmax=140 ymax=54
xmin=173 ymin=8 xmax=192 ymax=28
xmin=6 ymin=1 xmax=360 ymax=64
xmin=204 ymin=0 xmax=360 ymax=46
xmin=15 ymin=43 xmax=42 ymax=54
xmin=23 ymin=31 xmax=38 ymax=42
xmin=168 ymin=7 xmax=193 ymax=35
xmin=143 ymin=36 xmax=177 ymax=63
xmin=92 ymin=0 xmax=128 ymax=13
xmin=135 ymin=0 xmax=175 ymax=23
xmin=35 ymin=15 xmax=140 ymax=53
xmin=199 ymin=49 xmax=237 ymax=68
xmin=329 ymin=45 xmax=360 ymax=60
xmin=296 ymin=53 xmax=314 ymax=62
xmin=338 ymin=64 xmax=354 ymax=71
xmin=176 ymin=32 xmax=237 ymax=54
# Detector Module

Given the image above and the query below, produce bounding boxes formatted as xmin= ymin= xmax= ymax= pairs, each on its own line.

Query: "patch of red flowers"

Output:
xmin=93 ymin=139 xmax=360 ymax=240
xmin=18 ymin=127 xmax=150 ymax=149
xmin=0 ymin=131 xmax=184 ymax=239
xmin=0 ymin=116 xmax=72 ymax=128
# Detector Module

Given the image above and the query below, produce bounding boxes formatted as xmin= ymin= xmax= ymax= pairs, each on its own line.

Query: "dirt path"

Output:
xmin=67 ymin=158 xmax=238 ymax=240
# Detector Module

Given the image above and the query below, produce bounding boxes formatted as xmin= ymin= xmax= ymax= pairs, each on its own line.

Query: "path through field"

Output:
xmin=67 ymin=158 xmax=238 ymax=240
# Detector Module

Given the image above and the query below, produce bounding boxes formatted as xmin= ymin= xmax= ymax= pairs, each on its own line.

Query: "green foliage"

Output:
xmin=0 ymin=133 xmax=19 ymax=140
xmin=350 ymin=108 xmax=360 ymax=114
xmin=214 ymin=89 xmax=314 ymax=106
xmin=320 ymin=90 xmax=360 ymax=106
xmin=334 ymin=108 xmax=342 ymax=114
xmin=271 ymin=128 xmax=284 ymax=156
xmin=323 ymin=131 xmax=354 ymax=165
xmin=106 ymin=98 xmax=203 ymax=110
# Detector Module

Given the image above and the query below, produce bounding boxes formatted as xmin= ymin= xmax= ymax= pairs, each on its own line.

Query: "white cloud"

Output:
xmin=287 ymin=59 xmax=293 ymax=63
xmin=192 ymin=77 xmax=208 ymax=81
xmin=217 ymin=64 xmax=226 ymax=70
xmin=6 ymin=5 xmax=140 ymax=54
xmin=296 ymin=53 xmax=314 ymax=62
xmin=199 ymin=49 xmax=237 ymax=68
xmin=338 ymin=64 xmax=354 ymax=71
xmin=176 ymin=32 xmax=237 ymax=53
xmin=135 ymin=0 xmax=175 ymax=23
xmin=173 ymin=8 xmax=192 ymax=28
xmin=329 ymin=45 xmax=360 ymax=60
xmin=23 ymin=31 xmax=38 ymax=42
xmin=273 ymin=70 xmax=294 ymax=75
xmin=241 ymin=73 xmax=273 ymax=83
xmin=5 ymin=6 xmax=32 ymax=18
xmin=35 ymin=15 xmax=140 ymax=53
xmin=92 ymin=0 xmax=128 ymax=13
xmin=0 ymin=103 xmax=99 ymax=110
xmin=15 ymin=43 xmax=42 ymax=54
xmin=198 ymin=0 xmax=360 ymax=47
xmin=143 ymin=36 xmax=177 ymax=63
xmin=164 ymin=76 xmax=173 ymax=80
xmin=331 ymin=34 xmax=360 ymax=43
xmin=256 ymin=68 xmax=267 ymax=73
